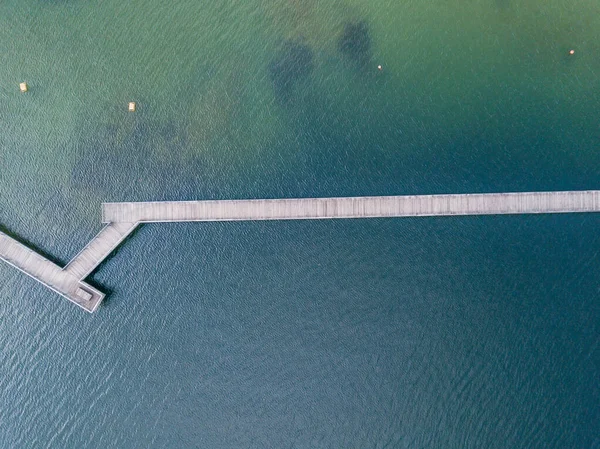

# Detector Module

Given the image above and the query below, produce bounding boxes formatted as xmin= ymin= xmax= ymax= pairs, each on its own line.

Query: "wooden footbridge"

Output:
xmin=1 ymin=190 xmax=599 ymax=312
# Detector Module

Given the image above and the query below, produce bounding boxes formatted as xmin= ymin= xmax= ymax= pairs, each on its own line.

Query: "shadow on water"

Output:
xmin=86 ymin=279 xmax=115 ymax=307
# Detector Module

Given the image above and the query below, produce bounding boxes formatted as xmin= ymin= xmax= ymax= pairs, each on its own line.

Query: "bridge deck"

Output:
xmin=0 ymin=231 xmax=104 ymax=312
xmin=102 ymin=190 xmax=600 ymax=223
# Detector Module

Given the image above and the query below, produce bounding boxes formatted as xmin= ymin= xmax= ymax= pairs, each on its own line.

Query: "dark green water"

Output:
xmin=0 ymin=0 xmax=599 ymax=447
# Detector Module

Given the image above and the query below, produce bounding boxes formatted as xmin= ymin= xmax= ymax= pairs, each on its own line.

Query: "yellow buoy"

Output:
xmin=19 ymin=82 xmax=28 ymax=92
xmin=128 ymin=102 xmax=136 ymax=112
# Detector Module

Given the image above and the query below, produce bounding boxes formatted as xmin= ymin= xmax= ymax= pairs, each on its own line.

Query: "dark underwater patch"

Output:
xmin=70 ymin=118 xmax=188 ymax=196
xmin=337 ymin=20 xmax=372 ymax=66
xmin=70 ymin=123 xmax=121 ymax=192
xmin=268 ymin=39 xmax=314 ymax=102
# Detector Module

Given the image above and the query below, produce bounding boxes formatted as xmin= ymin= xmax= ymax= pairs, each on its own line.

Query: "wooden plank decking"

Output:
xmin=0 ymin=231 xmax=104 ymax=312
xmin=64 ymin=222 xmax=137 ymax=280
xmin=102 ymin=190 xmax=600 ymax=223
xmin=2 ymin=190 xmax=600 ymax=312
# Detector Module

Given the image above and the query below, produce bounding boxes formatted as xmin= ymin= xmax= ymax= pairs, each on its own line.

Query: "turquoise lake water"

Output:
xmin=0 ymin=0 xmax=599 ymax=447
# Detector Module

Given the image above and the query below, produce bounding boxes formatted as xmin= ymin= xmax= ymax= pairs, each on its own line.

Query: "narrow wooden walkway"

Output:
xmin=102 ymin=190 xmax=600 ymax=223
xmin=2 ymin=190 xmax=600 ymax=312
xmin=64 ymin=222 xmax=137 ymax=280
xmin=0 ymin=231 xmax=104 ymax=312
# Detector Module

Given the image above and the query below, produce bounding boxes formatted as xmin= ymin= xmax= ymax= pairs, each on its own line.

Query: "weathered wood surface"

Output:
xmin=2 ymin=190 xmax=600 ymax=313
xmin=102 ymin=191 xmax=600 ymax=223
xmin=0 ymin=231 xmax=104 ymax=312
xmin=64 ymin=222 xmax=137 ymax=280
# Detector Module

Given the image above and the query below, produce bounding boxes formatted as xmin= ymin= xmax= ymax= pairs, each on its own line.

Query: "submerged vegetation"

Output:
xmin=337 ymin=20 xmax=372 ymax=67
xmin=268 ymin=39 xmax=314 ymax=102
xmin=70 ymin=115 xmax=190 ymax=197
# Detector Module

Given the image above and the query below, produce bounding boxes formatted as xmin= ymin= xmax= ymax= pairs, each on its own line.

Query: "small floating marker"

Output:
xmin=569 ymin=49 xmax=575 ymax=55
xmin=128 ymin=102 xmax=136 ymax=112
xmin=377 ymin=64 xmax=383 ymax=71
xmin=19 ymin=82 xmax=28 ymax=92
